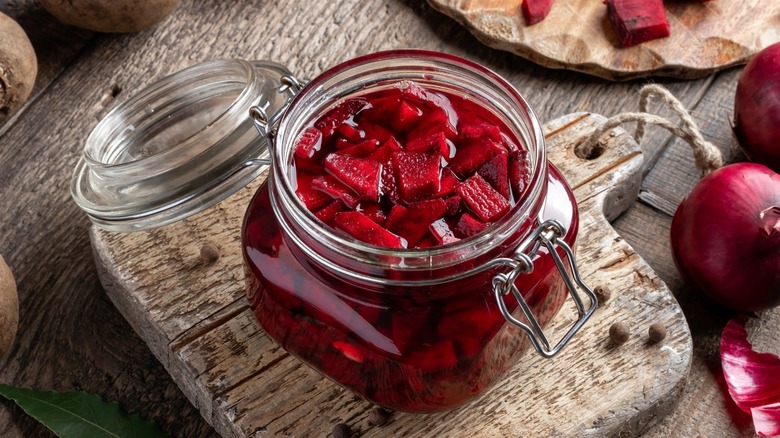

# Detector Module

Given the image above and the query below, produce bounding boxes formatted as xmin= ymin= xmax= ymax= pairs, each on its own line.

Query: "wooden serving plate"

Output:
xmin=90 ymin=113 xmax=692 ymax=437
xmin=427 ymin=0 xmax=780 ymax=80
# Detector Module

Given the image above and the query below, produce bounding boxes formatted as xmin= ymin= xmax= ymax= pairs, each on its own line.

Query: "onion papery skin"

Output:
xmin=721 ymin=319 xmax=780 ymax=437
xmin=734 ymin=42 xmax=780 ymax=173
xmin=671 ymin=163 xmax=780 ymax=312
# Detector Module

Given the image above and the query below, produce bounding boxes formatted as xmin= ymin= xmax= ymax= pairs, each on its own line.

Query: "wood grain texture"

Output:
xmin=0 ymin=0 xmax=771 ymax=437
xmin=427 ymin=0 xmax=780 ymax=80
xmin=90 ymin=113 xmax=691 ymax=437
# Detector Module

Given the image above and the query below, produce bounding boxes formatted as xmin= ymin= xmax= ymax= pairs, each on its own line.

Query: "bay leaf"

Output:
xmin=0 ymin=384 xmax=169 ymax=438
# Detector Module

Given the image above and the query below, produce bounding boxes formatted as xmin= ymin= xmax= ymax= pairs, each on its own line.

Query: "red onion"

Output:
xmin=670 ymin=162 xmax=780 ymax=312
xmin=721 ymin=318 xmax=780 ymax=436
xmin=734 ymin=42 xmax=780 ymax=173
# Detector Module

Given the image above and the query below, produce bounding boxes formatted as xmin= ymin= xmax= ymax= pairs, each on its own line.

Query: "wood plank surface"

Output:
xmin=427 ymin=0 xmax=780 ymax=80
xmin=91 ymin=113 xmax=691 ymax=437
xmin=0 ymin=0 xmax=772 ymax=437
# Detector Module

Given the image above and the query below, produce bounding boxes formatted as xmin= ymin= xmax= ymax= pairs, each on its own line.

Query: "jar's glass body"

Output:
xmin=242 ymin=51 xmax=579 ymax=412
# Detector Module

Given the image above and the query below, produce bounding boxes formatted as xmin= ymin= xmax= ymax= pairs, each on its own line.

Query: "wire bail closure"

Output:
xmin=492 ymin=219 xmax=597 ymax=359
xmin=247 ymin=74 xmax=304 ymax=166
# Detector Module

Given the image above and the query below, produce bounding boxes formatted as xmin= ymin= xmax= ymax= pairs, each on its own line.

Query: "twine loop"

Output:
xmin=578 ymin=84 xmax=722 ymax=177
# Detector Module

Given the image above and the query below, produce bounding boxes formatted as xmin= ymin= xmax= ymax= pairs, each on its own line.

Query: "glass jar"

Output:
xmin=71 ymin=50 xmax=596 ymax=414
xmin=243 ymin=51 xmax=595 ymax=412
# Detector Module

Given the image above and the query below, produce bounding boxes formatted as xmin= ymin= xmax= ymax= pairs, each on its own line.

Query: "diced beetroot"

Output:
xmin=477 ymin=152 xmax=510 ymax=200
xmin=380 ymin=161 xmax=401 ymax=205
xmin=369 ymin=137 xmax=402 ymax=162
xmin=405 ymin=131 xmax=450 ymax=158
xmin=429 ymin=219 xmax=460 ymax=245
xmin=390 ymin=309 xmax=430 ymax=353
xmin=337 ymin=123 xmax=365 ymax=143
xmin=294 ymin=127 xmax=323 ymax=160
xmin=508 ymin=149 xmax=530 ymax=199
xmin=443 ymin=194 xmax=461 ymax=216
xmin=438 ymin=305 xmax=500 ymax=357
xmin=459 ymin=122 xmax=502 ymax=143
xmin=606 ymin=0 xmax=670 ymax=47
xmin=405 ymin=340 xmax=458 ymax=373
xmin=458 ymin=174 xmax=511 ymax=222
xmin=453 ymin=212 xmax=487 ymax=238
xmin=400 ymin=82 xmax=457 ymax=127
xmin=522 ymin=0 xmax=553 ymax=26
xmin=392 ymin=151 xmax=441 ymax=203
xmin=501 ymin=132 xmax=521 ymax=152
xmin=360 ymin=203 xmax=386 ymax=225
xmin=295 ymin=172 xmax=332 ymax=210
xmin=386 ymin=198 xmax=447 ymax=247
xmin=313 ymin=199 xmax=346 ymax=224
xmin=338 ymin=139 xmax=379 ymax=157
xmin=449 ymin=138 xmax=505 ymax=178
xmin=383 ymin=204 xmax=407 ymax=232
xmin=359 ymin=120 xmax=392 ymax=143
xmin=334 ymin=211 xmax=406 ymax=248
xmin=315 ymin=99 xmax=369 ymax=139
xmin=334 ymin=137 xmax=354 ymax=150
xmin=436 ymin=168 xmax=460 ymax=197
xmin=332 ymin=340 xmax=367 ymax=363
xmin=360 ymin=94 xmax=402 ymax=123
xmin=311 ymin=174 xmax=361 ymax=209
xmin=407 ymin=107 xmax=457 ymax=142
xmin=391 ymin=101 xmax=424 ymax=133
xmin=415 ymin=235 xmax=439 ymax=248
xmin=324 ymin=153 xmax=382 ymax=202
xmin=293 ymin=128 xmax=323 ymax=170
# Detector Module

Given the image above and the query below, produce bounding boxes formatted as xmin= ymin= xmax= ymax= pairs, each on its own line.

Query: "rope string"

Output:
xmin=578 ymin=84 xmax=723 ymax=177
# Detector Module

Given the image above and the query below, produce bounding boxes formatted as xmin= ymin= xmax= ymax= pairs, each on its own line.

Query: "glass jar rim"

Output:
xmin=270 ymin=50 xmax=548 ymax=271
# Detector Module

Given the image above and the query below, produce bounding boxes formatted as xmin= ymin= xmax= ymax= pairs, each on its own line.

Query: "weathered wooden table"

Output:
xmin=0 ymin=1 xmax=775 ymax=437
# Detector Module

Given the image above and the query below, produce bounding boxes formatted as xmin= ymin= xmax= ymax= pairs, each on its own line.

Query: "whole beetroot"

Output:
xmin=0 ymin=255 xmax=18 ymax=359
xmin=0 ymin=13 xmax=37 ymax=124
xmin=40 ymin=0 xmax=182 ymax=33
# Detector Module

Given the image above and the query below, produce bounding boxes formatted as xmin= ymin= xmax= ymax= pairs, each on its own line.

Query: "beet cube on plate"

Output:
xmin=606 ymin=0 xmax=670 ymax=47
xmin=522 ymin=0 xmax=553 ymax=26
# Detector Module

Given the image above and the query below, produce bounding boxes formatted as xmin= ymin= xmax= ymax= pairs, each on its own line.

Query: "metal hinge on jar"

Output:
xmin=492 ymin=219 xmax=597 ymax=359
xmin=249 ymin=75 xmax=305 ymax=140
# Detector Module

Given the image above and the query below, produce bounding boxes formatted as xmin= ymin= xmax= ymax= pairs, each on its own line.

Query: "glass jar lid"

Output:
xmin=71 ymin=59 xmax=294 ymax=232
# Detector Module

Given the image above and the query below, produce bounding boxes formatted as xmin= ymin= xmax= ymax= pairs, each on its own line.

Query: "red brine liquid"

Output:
xmin=242 ymin=81 xmax=578 ymax=412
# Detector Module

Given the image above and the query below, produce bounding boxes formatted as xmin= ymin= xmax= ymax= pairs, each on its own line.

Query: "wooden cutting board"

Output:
xmin=90 ymin=113 xmax=692 ymax=437
xmin=427 ymin=0 xmax=780 ymax=80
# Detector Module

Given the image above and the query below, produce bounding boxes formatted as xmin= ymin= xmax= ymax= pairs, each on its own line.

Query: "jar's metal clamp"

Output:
xmin=247 ymin=74 xmax=305 ymax=166
xmin=492 ymin=219 xmax=597 ymax=359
